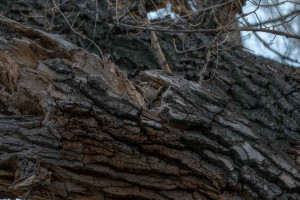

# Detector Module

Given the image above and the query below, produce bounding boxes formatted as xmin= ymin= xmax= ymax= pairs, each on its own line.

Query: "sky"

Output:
xmin=147 ymin=1 xmax=300 ymax=67
xmin=241 ymin=0 xmax=300 ymax=67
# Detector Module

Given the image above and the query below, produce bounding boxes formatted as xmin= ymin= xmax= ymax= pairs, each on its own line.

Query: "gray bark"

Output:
xmin=0 ymin=1 xmax=299 ymax=199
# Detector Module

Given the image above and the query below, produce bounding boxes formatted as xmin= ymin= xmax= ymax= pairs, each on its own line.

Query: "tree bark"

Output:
xmin=0 ymin=1 xmax=300 ymax=200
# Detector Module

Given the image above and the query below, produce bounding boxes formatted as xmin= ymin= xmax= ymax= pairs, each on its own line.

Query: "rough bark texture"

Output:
xmin=0 ymin=1 xmax=300 ymax=200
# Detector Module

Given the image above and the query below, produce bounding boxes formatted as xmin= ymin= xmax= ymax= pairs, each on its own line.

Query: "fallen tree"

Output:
xmin=0 ymin=1 xmax=300 ymax=200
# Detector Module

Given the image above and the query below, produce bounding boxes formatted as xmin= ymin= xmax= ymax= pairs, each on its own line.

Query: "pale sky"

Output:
xmin=241 ymin=0 xmax=300 ymax=67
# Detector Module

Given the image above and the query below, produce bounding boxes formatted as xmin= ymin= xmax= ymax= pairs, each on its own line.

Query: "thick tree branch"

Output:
xmin=0 ymin=2 xmax=299 ymax=200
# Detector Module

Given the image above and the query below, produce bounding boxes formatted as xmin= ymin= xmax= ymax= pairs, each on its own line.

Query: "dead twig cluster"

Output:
xmin=110 ymin=0 xmax=299 ymax=67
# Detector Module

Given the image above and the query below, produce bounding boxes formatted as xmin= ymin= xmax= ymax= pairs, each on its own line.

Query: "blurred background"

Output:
xmin=148 ymin=0 xmax=300 ymax=67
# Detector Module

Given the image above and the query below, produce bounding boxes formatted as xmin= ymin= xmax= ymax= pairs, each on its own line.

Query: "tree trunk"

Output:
xmin=0 ymin=1 xmax=299 ymax=200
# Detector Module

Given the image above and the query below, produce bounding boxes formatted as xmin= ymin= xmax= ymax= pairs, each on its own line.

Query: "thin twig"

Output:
xmin=138 ymin=0 xmax=171 ymax=73
xmin=51 ymin=0 xmax=104 ymax=59
xmin=117 ymin=23 xmax=300 ymax=39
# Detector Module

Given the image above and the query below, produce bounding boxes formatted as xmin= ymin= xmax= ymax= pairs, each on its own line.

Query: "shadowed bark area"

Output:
xmin=0 ymin=1 xmax=300 ymax=200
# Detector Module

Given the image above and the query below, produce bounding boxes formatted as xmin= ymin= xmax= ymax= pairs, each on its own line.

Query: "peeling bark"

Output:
xmin=0 ymin=1 xmax=300 ymax=200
